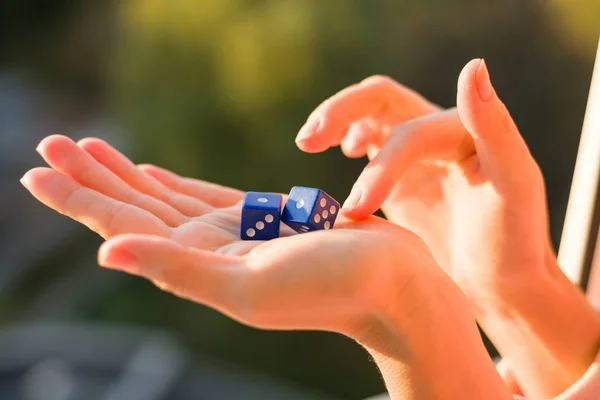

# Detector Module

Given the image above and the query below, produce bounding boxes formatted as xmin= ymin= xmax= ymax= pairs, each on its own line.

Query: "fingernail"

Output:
xmin=476 ymin=59 xmax=494 ymax=102
xmin=295 ymin=116 xmax=320 ymax=142
xmin=99 ymin=248 xmax=138 ymax=272
xmin=342 ymin=184 xmax=363 ymax=210
xmin=19 ymin=175 xmax=28 ymax=188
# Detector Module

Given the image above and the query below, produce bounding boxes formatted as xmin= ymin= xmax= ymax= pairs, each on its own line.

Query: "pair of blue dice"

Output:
xmin=240 ymin=186 xmax=340 ymax=240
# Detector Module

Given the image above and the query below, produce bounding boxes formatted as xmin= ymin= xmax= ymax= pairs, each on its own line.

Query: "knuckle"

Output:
xmin=103 ymin=202 xmax=127 ymax=236
xmin=389 ymin=121 xmax=424 ymax=155
xmin=78 ymin=160 xmax=97 ymax=184
xmin=168 ymin=273 xmax=194 ymax=297
xmin=62 ymin=185 xmax=85 ymax=210
xmin=124 ymin=189 xmax=143 ymax=207
xmin=491 ymin=99 xmax=517 ymax=134
xmin=165 ymin=191 xmax=186 ymax=212
xmin=153 ymin=257 xmax=194 ymax=297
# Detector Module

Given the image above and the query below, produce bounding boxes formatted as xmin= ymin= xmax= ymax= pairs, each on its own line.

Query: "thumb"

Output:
xmin=456 ymin=59 xmax=535 ymax=184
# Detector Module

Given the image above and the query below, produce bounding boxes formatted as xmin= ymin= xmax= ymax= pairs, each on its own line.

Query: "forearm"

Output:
xmin=475 ymin=249 xmax=600 ymax=398
xmin=357 ymin=273 xmax=511 ymax=399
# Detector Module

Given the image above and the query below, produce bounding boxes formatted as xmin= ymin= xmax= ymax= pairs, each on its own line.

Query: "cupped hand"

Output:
xmin=296 ymin=59 xmax=550 ymax=302
xmin=20 ymin=135 xmax=443 ymax=341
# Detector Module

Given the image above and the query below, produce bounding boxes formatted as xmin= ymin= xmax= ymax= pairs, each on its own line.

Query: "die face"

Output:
xmin=241 ymin=209 xmax=280 ymax=240
xmin=281 ymin=187 xmax=340 ymax=233
xmin=241 ymin=192 xmax=282 ymax=240
xmin=281 ymin=186 xmax=320 ymax=224
xmin=243 ymin=192 xmax=282 ymax=210
xmin=310 ymin=192 xmax=339 ymax=230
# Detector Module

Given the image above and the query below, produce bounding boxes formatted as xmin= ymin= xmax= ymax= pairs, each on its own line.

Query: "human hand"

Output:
xmin=20 ymin=134 xmax=512 ymax=399
xmin=296 ymin=59 xmax=600 ymax=397
xmin=295 ymin=59 xmax=548 ymax=304
xmin=20 ymin=134 xmax=442 ymax=338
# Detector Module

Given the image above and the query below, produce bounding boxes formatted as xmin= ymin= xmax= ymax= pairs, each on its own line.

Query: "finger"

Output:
xmin=98 ymin=234 xmax=246 ymax=319
xmin=456 ymin=59 xmax=536 ymax=185
xmin=138 ymin=164 xmax=244 ymax=208
xmin=295 ymin=75 xmax=439 ymax=153
xmin=78 ymin=138 xmax=213 ymax=216
xmin=341 ymin=109 xmax=473 ymax=219
xmin=21 ymin=168 xmax=170 ymax=238
xmin=37 ymin=135 xmax=187 ymax=227
xmin=340 ymin=120 xmax=382 ymax=159
xmin=496 ymin=359 xmax=523 ymax=395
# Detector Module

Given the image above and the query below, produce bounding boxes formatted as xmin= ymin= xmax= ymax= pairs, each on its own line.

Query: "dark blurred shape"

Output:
xmin=2 ymin=1 xmax=600 ymax=399
xmin=0 ymin=323 xmax=337 ymax=399
xmin=0 ymin=71 xmax=127 ymax=294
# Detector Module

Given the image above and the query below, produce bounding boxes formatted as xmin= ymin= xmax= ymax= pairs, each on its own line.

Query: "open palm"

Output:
xmin=21 ymin=134 xmax=432 ymax=337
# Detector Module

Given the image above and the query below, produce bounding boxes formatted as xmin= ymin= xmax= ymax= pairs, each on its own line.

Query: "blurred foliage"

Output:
xmin=3 ymin=0 xmax=599 ymax=398
xmin=112 ymin=0 xmax=368 ymax=198
xmin=106 ymin=0 xmax=600 ymax=398
xmin=105 ymin=1 xmax=600 ymax=397
xmin=111 ymin=0 xmax=599 ymax=244
xmin=551 ymin=0 xmax=600 ymax=53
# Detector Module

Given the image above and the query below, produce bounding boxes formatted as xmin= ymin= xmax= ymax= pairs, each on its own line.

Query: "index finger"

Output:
xmin=295 ymin=75 xmax=440 ymax=153
xmin=341 ymin=109 xmax=472 ymax=220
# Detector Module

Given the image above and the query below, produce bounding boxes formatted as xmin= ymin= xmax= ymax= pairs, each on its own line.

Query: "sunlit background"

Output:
xmin=1 ymin=1 xmax=599 ymax=399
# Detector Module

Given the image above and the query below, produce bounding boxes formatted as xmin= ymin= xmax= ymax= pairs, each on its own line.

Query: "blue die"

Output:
xmin=281 ymin=186 xmax=340 ymax=233
xmin=240 ymin=192 xmax=282 ymax=240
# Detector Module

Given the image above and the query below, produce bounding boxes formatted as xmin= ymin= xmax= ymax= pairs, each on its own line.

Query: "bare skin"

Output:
xmin=21 ymin=133 xmax=510 ymax=399
xmin=296 ymin=58 xmax=600 ymax=397
xmin=20 ymin=57 xmax=599 ymax=398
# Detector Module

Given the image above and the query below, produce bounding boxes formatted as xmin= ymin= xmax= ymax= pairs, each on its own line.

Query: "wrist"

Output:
xmin=354 ymin=262 xmax=510 ymax=399
xmin=474 ymin=249 xmax=600 ymax=397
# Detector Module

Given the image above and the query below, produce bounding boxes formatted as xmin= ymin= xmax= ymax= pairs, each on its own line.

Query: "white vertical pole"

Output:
xmin=557 ymin=36 xmax=600 ymax=287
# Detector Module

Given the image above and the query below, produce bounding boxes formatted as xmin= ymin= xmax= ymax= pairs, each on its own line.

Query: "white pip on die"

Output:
xmin=281 ymin=186 xmax=339 ymax=233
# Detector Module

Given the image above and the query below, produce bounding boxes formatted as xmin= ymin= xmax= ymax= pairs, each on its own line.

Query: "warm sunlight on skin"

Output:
xmin=19 ymin=57 xmax=600 ymax=399
xmin=20 ymin=134 xmax=433 ymax=335
xmin=21 ymin=132 xmax=515 ymax=399
xmin=296 ymin=60 xmax=548 ymax=302
xmin=293 ymin=59 xmax=600 ymax=398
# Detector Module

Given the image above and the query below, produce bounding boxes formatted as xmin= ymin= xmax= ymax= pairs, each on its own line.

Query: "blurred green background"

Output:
xmin=1 ymin=1 xmax=599 ymax=399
